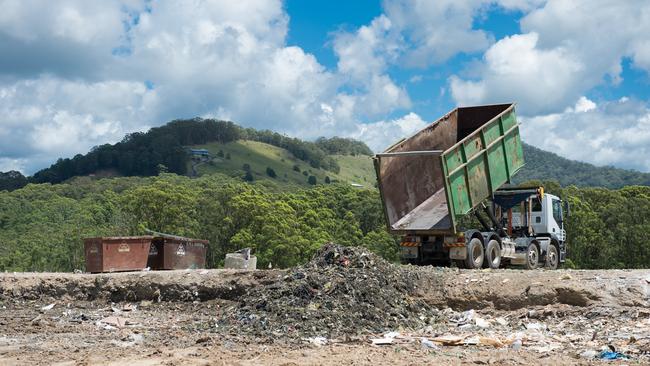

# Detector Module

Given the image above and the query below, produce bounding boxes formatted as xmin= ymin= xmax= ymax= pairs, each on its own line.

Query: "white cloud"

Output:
xmin=450 ymin=32 xmax=584 ymax=114
xmin=1 ymin=0 xmax=650 ymax=175
xmin=353 ymin=112 xmax=428 ymax=152
xmin=0 ymin=77 xmax=157 ymax=172
xmin=521 ymin=97 xmax=650 ymax=172
xmin=1 ymin=0 xmax=406 ymax=173
xmin=450 ymin=0 xmax=650 ymax=115
xmin=382 ymin=0 xmax=494 ymax=67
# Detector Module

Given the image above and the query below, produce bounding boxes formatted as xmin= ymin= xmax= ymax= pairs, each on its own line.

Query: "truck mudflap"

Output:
xmin=448 ymin=246 xmax=466 ymax=260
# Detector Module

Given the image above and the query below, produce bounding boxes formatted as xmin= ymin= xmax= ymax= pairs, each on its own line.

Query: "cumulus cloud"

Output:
xmin=1 ymin=0 xmax=649 ymax=174
xmin=520 ymin=97 xmax=650 ymax=172
xmin=450 ymin=0 xmax=650 ymax=114
xmin=450 ymin=32 xmax=584 ymax=114
xmin=353 ymin=112 xmax=428 ymax=152
xmin=1 ymin=0 xmax=412 ymax=173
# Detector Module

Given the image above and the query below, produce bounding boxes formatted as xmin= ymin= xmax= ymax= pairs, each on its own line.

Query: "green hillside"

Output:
xmin=190 ymin=140 xmax=376 ymax=187
xmin=515 ymin=143 xmax=650 ymax=189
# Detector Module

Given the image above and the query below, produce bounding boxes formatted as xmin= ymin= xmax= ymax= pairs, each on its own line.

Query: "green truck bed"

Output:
xmin=374 ymin=103 xmax=524 ymax=235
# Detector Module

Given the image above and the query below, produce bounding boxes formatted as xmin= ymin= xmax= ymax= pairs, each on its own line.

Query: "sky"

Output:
xmin=1 ymin=0 xmax=650 ymax=175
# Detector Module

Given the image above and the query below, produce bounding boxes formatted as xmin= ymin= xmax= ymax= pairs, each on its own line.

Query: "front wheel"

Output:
xmin=545 ymin=245 xmax=559 ymax=270
xmin=525 ymin=242 xmax=539 ymax=270
xmin=464 ymin=238 xmax=484 ymax=269
xmin=484 ymin=240 xmax=501 ymax=269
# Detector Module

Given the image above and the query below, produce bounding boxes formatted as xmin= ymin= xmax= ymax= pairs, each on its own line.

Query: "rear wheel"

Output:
xmin=525 ymin=242 xmax=539 ymax=270
xmin=464 ymin=238 xmax=484 ymax=269
xmin=545 ymin=245 xmax=559 ymax=270
xmin=484 ymin=240 xmax=501 ymax=269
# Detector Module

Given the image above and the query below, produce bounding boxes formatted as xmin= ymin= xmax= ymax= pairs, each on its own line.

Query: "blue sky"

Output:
xmin=1 ymin=0 xmax=650 ymax=174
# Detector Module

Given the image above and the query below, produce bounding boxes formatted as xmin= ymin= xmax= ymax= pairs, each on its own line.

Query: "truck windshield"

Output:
xmin=552 ymin=199 xmax=562 ymax=223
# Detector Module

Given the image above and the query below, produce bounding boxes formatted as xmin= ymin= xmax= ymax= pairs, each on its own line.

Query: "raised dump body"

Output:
xmin=374 ymin=103 xmax=524 ymax=235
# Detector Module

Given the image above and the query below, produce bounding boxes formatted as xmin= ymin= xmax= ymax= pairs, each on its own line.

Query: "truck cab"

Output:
xmin=489 ymin=187 xmax=567 ymax=269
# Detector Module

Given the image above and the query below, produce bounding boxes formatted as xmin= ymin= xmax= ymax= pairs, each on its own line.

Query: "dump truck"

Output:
xmin=374 ymin=103 xmax=567 ymax=269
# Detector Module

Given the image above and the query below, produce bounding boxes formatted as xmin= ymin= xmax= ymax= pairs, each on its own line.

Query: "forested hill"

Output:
xmin=515 ymin=143 xmax=650 ymax=188
xmin=20 ymin=119 xmax=372 ymax=187
xmin=2 ymin=118 xmax=650 ymax=191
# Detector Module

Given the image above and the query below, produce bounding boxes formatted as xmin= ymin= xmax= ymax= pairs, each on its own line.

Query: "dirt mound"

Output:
xmin=220 ymin=244 xmax=439 ymax=341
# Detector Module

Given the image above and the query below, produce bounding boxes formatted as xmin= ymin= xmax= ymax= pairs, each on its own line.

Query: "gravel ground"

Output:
xmin=1 ymin=248 xmax=649 ymax=365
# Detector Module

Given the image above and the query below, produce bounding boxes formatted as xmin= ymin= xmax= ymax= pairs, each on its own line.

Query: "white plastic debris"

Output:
xmin=40 ymin=303 xmax=55 ymax=312
xmin=526 ymin=322 xmax=545 ymax=331
xmin=306 ymin=337 xmax=327 ymax=347
xmin=420 ymin=338 xmax=439 ymax=349
xmin=371 ymin=332 xmax=400 ymax=345
xmin=475 ymin=317 xmax=491 ymax=328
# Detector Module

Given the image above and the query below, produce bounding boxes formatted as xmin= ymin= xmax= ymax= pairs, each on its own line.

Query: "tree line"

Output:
xmin=0 ymin=174 xmax=396 ymax=271
xmin=0 ymin=173 xmax=649 ymax=272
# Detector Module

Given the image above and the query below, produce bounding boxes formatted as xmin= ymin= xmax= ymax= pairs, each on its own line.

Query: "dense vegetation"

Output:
xmin=26 ymin=119 xmax=373 ymax=186
xmin=315 ymin=136 xmax=373 ymax=156
xmin=1 ymin=170 xmax=649 ymax=271
xmin=522 ymin=180 xmax=650 ymax=269
xmin=0 ymin=174 xmax=396 ymax=271
xmin=516 ymin=143 xmax=650 ymax=189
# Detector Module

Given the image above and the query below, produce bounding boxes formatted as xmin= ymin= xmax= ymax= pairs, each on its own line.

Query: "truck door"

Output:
xmin=551 ymin=197 xmax=565 ymax=241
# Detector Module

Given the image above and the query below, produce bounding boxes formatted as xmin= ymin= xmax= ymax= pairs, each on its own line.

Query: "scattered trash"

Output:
xmin=122 ymin=304 xmax=137 ymax=312
xmin=40 ymin=303 xmax=55 ymax=312
xmin=371 ymin=332 xmax=400 ymax=345
xmin=305 ymin=337 xmax=328 ymax=347
xmin=431 ymin=335 xmax=464 ymax=346
xmin=141 ymin=267 xmax=151 ymax=272
xmin=99 ymin=316 xmax=129 ymax=328
xmin=580 ymin=349 xmax=598 ymax=359
xmin=475 ymin=317 xmax=491 ymax=328
xmin=420 ymin=338 xmax=439 ymax=349
xmin=525 ymin=322 xmax=545 ymax=331
xmin=224 ymin=244 xmax=439 ymax=340
xmin=371 ymin=337 xmax=394 ymax=345
xmin=599 ymin=350 xmax=629 ymax=360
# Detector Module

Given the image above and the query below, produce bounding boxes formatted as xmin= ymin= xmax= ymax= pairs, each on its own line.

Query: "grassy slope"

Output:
xmin=190 ymin=140 xmax=376 ymax=187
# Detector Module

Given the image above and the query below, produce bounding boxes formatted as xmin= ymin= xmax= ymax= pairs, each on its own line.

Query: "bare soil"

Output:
xmin=1 ymin=250 xmax=649 ymax=365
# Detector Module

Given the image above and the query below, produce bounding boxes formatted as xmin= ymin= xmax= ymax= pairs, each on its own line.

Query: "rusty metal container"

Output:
xmin=84 ymin=236 xmax=153 ymax=273
xmin=374 ymin=103 xmax=524 ymax=235
xmin=147 ymin=236 xmax=208 ymax=270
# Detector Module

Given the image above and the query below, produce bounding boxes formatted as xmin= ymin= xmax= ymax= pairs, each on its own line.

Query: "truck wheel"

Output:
xmin=525 ymin=242 xmax=539 ymax=270
xmin=464 ymin=238 xmax=484 ymax=269
xmin=545 ymin=245 xmax=559 ymax=270
xmin=484 ymin=240 xmax=501 ymax=269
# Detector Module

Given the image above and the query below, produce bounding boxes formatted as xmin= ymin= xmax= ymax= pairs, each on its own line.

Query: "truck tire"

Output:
xmin=484 ymin=240 xmax=501 ymax=269
xmin=525 ymin=242 xmax=539 ymax=270
xmin=465 ymin=238 xmax=484 ymax=269
xmin=545 ymin=244 xmax=559 ymax=270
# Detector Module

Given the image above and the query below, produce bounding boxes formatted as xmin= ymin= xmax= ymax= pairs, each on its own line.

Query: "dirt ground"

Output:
xmin=1 ymin=261 xmax=649 ymax=365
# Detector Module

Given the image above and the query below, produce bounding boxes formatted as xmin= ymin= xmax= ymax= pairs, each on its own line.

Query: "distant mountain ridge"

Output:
xmin=1 ymin=119 xmax=649 ymax=191
xmin=515 ymin=143 xmax=650 ymax=188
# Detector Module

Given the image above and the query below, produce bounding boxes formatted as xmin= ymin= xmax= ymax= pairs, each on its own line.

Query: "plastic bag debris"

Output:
xmin=371 ymin=331 xmax=400 ymax=345
xmin=475 ymin=317 xmax=491 ymax=328
xmin=599 ymin=351 xmax=629 ymax=360
xmin=420 ymin=338 xmax=439 ymax=349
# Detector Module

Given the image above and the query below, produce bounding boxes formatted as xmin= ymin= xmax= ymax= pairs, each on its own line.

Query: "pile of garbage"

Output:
xmin=219 ymin=243 xmax=439 ymax=341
